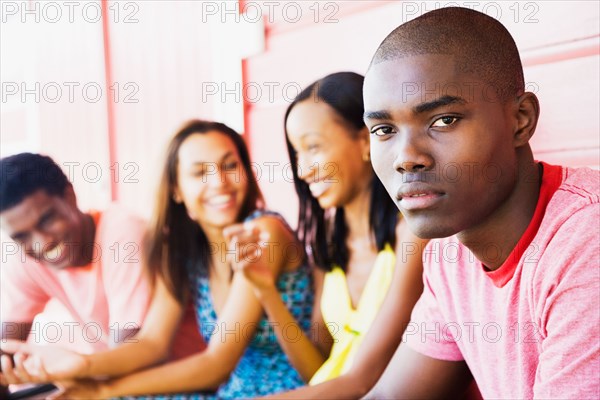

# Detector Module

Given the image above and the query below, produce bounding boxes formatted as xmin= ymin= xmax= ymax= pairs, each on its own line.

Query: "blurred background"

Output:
xmin=2 ymin=0 xmax=599 ymax=226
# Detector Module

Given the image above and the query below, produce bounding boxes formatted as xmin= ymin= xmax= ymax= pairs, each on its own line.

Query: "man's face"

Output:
xmin=0 ymin=188 xmax=86 ymax=269
xmin=364 ymin=54 xmax=519 ymax=239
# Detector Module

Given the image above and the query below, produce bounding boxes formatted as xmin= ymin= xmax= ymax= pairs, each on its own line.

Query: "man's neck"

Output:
xmin=74 ymin=212 xmax=97 ymax=266
xmin=458 ymin=160 xmax=541 ymax=271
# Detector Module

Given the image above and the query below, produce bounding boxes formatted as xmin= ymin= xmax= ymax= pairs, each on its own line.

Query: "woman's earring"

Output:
xmin=173 ymin=192 xmax=182 ymax=203
xmin=362 ymin=151 xmax=371 ymax=162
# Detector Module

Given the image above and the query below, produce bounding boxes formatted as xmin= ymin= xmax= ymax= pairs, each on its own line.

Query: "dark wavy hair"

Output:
xmin=284 ymin=72 xmax=398 ymax=271
xmin=145 ymin=120 xmax=264 ymax=304
xmin=0 ymin=153 xmax=71 ymax=212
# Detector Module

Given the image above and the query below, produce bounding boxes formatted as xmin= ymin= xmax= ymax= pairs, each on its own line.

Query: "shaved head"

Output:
xmin=370 ymin=7 xmax=525 ymax=102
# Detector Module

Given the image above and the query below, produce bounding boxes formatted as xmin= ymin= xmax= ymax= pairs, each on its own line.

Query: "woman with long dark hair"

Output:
xmin=241 ymin=72 xmax=428 ymax=398
xmin=2 ymin=120 xmax=313 ymax=399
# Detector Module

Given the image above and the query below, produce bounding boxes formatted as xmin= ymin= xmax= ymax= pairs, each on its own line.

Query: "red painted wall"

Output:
xmin=243 ymin=1 xmax=600 ymax=225
xmin=1 ymin=1 xmax=218 ymax=213
xmin=1 ymin=1 xmax=598 ymax=220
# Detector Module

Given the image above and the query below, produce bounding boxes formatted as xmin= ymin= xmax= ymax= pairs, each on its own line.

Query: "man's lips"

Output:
xmin=396 ymin=184 xmax=445 ymax=211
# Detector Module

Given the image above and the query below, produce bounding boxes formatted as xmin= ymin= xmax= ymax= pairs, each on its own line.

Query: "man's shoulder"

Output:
xmin=96 ymin=203 xmax=146 ymax=232
xmin=98 ymin=203 xmax=146 ymax=225
xmin=544 ymin=165 xmax=599 ymax=232
xmin=95 ymin=203 xmax=147 ymax=242
xmin=555 ymin=165 xmax=599 ymax=206
xmin=532 ymin=165 xmax=600 ymax=284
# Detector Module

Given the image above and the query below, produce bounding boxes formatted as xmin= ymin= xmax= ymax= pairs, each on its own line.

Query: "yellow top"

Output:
xmin=309 ymin=244 xmax=396 ymax=385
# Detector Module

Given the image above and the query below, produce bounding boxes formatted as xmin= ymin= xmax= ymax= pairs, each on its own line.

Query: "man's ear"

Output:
xmin=63 ymin=184 xmax=77 ymax=207
xmin=513 ymin=92 xmax=540 ymax=148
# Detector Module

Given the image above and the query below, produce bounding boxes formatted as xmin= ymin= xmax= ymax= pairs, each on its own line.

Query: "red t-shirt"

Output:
xmin=1 ymin=204 xmax=204 ymax=358
xmin=404 ymin=163 xmax=600 ymax=399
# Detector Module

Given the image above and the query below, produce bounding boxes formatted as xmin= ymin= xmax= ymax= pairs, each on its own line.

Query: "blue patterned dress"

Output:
xmin=127 ymin=211 xmax=313 ymax=399
xmin=191 ymin=262 xmax=312 ymax=398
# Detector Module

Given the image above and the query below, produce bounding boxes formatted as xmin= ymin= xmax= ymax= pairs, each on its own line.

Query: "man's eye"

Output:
xmin=431 ymin=116 xmax=459 ymax=127
xmin=39 ymin=212 xmax=57 ymax=229
xmin=11 ymin=233 xmax=28 ymax=243
xmin=370 ymin=126 xmax=395 ymax=136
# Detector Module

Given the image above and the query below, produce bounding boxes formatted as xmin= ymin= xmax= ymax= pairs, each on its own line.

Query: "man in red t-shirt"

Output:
xmin=0 ymin=153 xmax=202 ymax=394
xmin=363 ymin=7 xmax=599 ymax=399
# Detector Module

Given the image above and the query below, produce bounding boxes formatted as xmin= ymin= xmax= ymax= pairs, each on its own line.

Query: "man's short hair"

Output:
xmin=0 ymin=153 xmax=70 ymax=212
xmin=370 ymin=7 xmax=525 ymax=101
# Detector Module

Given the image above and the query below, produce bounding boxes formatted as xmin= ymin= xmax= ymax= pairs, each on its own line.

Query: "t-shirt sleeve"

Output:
xmin=1 ymin=247 xmax=49 ymax=324
xmin=99 ymin=208 xmax=151 ymax=332
xmin=403 ymin=241 xmax=464 ymax=361
xmin=533 ymin=204 xmax=600 ymax=399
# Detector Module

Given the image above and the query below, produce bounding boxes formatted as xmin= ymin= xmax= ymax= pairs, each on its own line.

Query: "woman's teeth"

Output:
xmin=208 ymin=194 xmax=233 ymax=206
xmin=309 ymin=181 xmax=332 ymax=198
